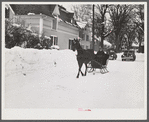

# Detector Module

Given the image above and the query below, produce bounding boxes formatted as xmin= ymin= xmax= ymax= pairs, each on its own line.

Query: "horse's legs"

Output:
xmin=80 ymin=63 xmax=84 ymax=76
xmin=84 ymin=63 xmax=88 ymax=76
xmin=80 ymin=70 xmax=84 ymax=76
xmin=77 ymin=68 xmax=83 ymax=78
xmin=77 ymin=62 xmax=83 ymax=78
xmin=76 ymin=69 xmax=80 ymax=78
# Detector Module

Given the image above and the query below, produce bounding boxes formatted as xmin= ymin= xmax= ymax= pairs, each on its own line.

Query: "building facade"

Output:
xmin=5 ymin=4 xmax=80 ymax=50
xmin=77 ymin=21 xmax=92 ymax=49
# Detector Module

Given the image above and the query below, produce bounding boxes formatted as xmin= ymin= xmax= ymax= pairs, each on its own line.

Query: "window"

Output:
xmin=86 ymin=35 xmax=89 ymax=41
xmin=86 ymin=46 xmax=89 ymax=49
xmin=50 ymin=35 xmax=58 ymax=45
xmin=52 ymin=19 xmax=57 ymax=30
xmin=69 ymin=39 xmax=73 ymax=50
xmin=54 ymin=37 xmax=58 ymax=45
xmin=43 ymin=19 xmax=52 ymax=29
xmin=82 ymin=34 xmax=85 ymax=40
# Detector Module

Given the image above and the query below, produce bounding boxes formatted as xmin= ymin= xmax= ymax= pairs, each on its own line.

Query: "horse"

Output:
xmin=72 ymin=38 xmax=95 ymax=78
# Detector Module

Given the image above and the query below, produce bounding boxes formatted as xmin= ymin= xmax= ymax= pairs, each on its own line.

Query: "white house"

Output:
xmin=5 ymin=4 xmax=80 ymax=50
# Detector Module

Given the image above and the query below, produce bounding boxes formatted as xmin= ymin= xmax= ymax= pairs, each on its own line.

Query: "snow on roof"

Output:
xmin=44 ymin=36 xmax=51 ymax=39
xmin=104 ymin=40 xmax=112 ymax=46
xmin=132 ymin=42 xmax=139 ymax=47
xmin=31 ymin=32 xmax=38 ymax=36
xmin=141 ymin=42 xmax=144 ymax=46
xmin=26 ymin=25 xmax=33 ymax=32
xmin=5 ymin=4 xmax=9 ymax=9
xmin=76 ymin=21 xmax=87 ymax=28
xmin=12 ymin=23 xmax=21 ymax=27
xmin=10 ymin=4 xmax=78 ymax=28
xmin=95 ymin=37 xmax=112 ymax=46
xmin=5 ymin=4 xmax=15 ymax=14
xmin=28 ymin=13 xmax=35 ymax=15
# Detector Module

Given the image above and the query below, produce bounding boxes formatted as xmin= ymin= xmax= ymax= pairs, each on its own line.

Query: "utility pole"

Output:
xmin=92 ymin=4 xmax=95 ymax=50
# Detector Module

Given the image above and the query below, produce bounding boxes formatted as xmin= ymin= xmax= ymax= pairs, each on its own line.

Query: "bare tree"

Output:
xmin=109 ymin=4 xmax=134 ymax=52
xmin=71 ymin=4 xmax=114 ymax=50
xmin=71 ymin=4 xmax=92 ymax=22
xmin=124 ymin=22 xmax=138 ymax=50
xmin=94 ymin=4 xmax=114 ymax=49
xmin=133 ymin=4 xmax=144 ymax=52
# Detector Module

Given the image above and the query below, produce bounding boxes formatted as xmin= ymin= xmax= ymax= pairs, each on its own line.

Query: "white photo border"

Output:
xmin=1 ymin=1 xmax=147 ymax=120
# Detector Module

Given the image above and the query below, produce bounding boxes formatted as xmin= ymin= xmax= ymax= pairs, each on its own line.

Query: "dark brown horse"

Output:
xmin=72 ymin=38 xmax=95 ymax=78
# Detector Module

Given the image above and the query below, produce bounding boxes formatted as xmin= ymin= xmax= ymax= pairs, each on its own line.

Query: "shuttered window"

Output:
xmin=50 ymin=36 xmax=58 ymax=45
xmin=86 ymin=35 xmax=89 ymax=41
xmin=52 ymin=19 xmax=57 ymax=30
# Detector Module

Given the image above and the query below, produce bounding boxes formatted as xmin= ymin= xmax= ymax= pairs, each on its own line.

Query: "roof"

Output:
xmin=10 ymin=4 xmax=78 ymax=26
xmin=132 ymin=42 xmax=139 ymax=47
xmin=95 ymin=37 xmax=112 ymax=46
xmin=76 ymin=21 xmax=87 ymax=29
xmin=5 ymin=4 xmax=15 ymax=14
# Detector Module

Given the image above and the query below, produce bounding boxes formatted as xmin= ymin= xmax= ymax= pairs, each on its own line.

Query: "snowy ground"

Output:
xmin=4 ymin=47 xmax=145 ymax=109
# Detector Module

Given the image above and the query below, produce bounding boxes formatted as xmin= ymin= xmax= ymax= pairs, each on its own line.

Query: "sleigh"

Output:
xmin=87 ymin=54 xmax=109 ymax=74
xmin=72 ymin=38 xmax=110 ymax=78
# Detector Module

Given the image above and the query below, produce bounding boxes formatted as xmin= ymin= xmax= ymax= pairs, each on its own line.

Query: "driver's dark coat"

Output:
xmin=94 ymin=50 xmax=109 ymax=65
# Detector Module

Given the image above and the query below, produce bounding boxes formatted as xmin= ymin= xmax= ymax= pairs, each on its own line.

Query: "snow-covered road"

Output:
xmin=4 ymin=47 xmax=145 ymax=109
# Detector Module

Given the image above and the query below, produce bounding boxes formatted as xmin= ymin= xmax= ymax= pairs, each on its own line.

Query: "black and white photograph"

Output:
xmin=1 ymin=1 xmax=147 ymax=120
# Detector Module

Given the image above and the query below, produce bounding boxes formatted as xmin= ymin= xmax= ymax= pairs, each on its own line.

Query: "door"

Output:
xmin=69 ymin=39 xmax=73 ymax=50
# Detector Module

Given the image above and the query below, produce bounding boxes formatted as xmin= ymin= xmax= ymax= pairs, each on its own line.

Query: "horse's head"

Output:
xmin=72 ymin=38 xmax=81 ymax=51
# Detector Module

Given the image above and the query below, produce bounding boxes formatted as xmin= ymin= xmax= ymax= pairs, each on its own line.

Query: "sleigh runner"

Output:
xmin=87 ymin=56 xmax=109 ymax=74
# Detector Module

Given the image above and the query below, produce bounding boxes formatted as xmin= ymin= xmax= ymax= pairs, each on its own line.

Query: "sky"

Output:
xmin=60 ymin=4 xmax=73 ymax=12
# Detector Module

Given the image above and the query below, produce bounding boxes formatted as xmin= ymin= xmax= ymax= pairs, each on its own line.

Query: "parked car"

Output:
xmin=109 ymin=50 xmax=117 ymax=60
xmin=121 ymin=50 xmax=136 ymax=61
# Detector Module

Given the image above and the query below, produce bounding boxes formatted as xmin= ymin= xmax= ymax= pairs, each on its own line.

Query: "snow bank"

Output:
xmin=5 ymin=47 xmax=78 ymax=77
xmin=4 ymin=47 xmax=145 ymax=109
